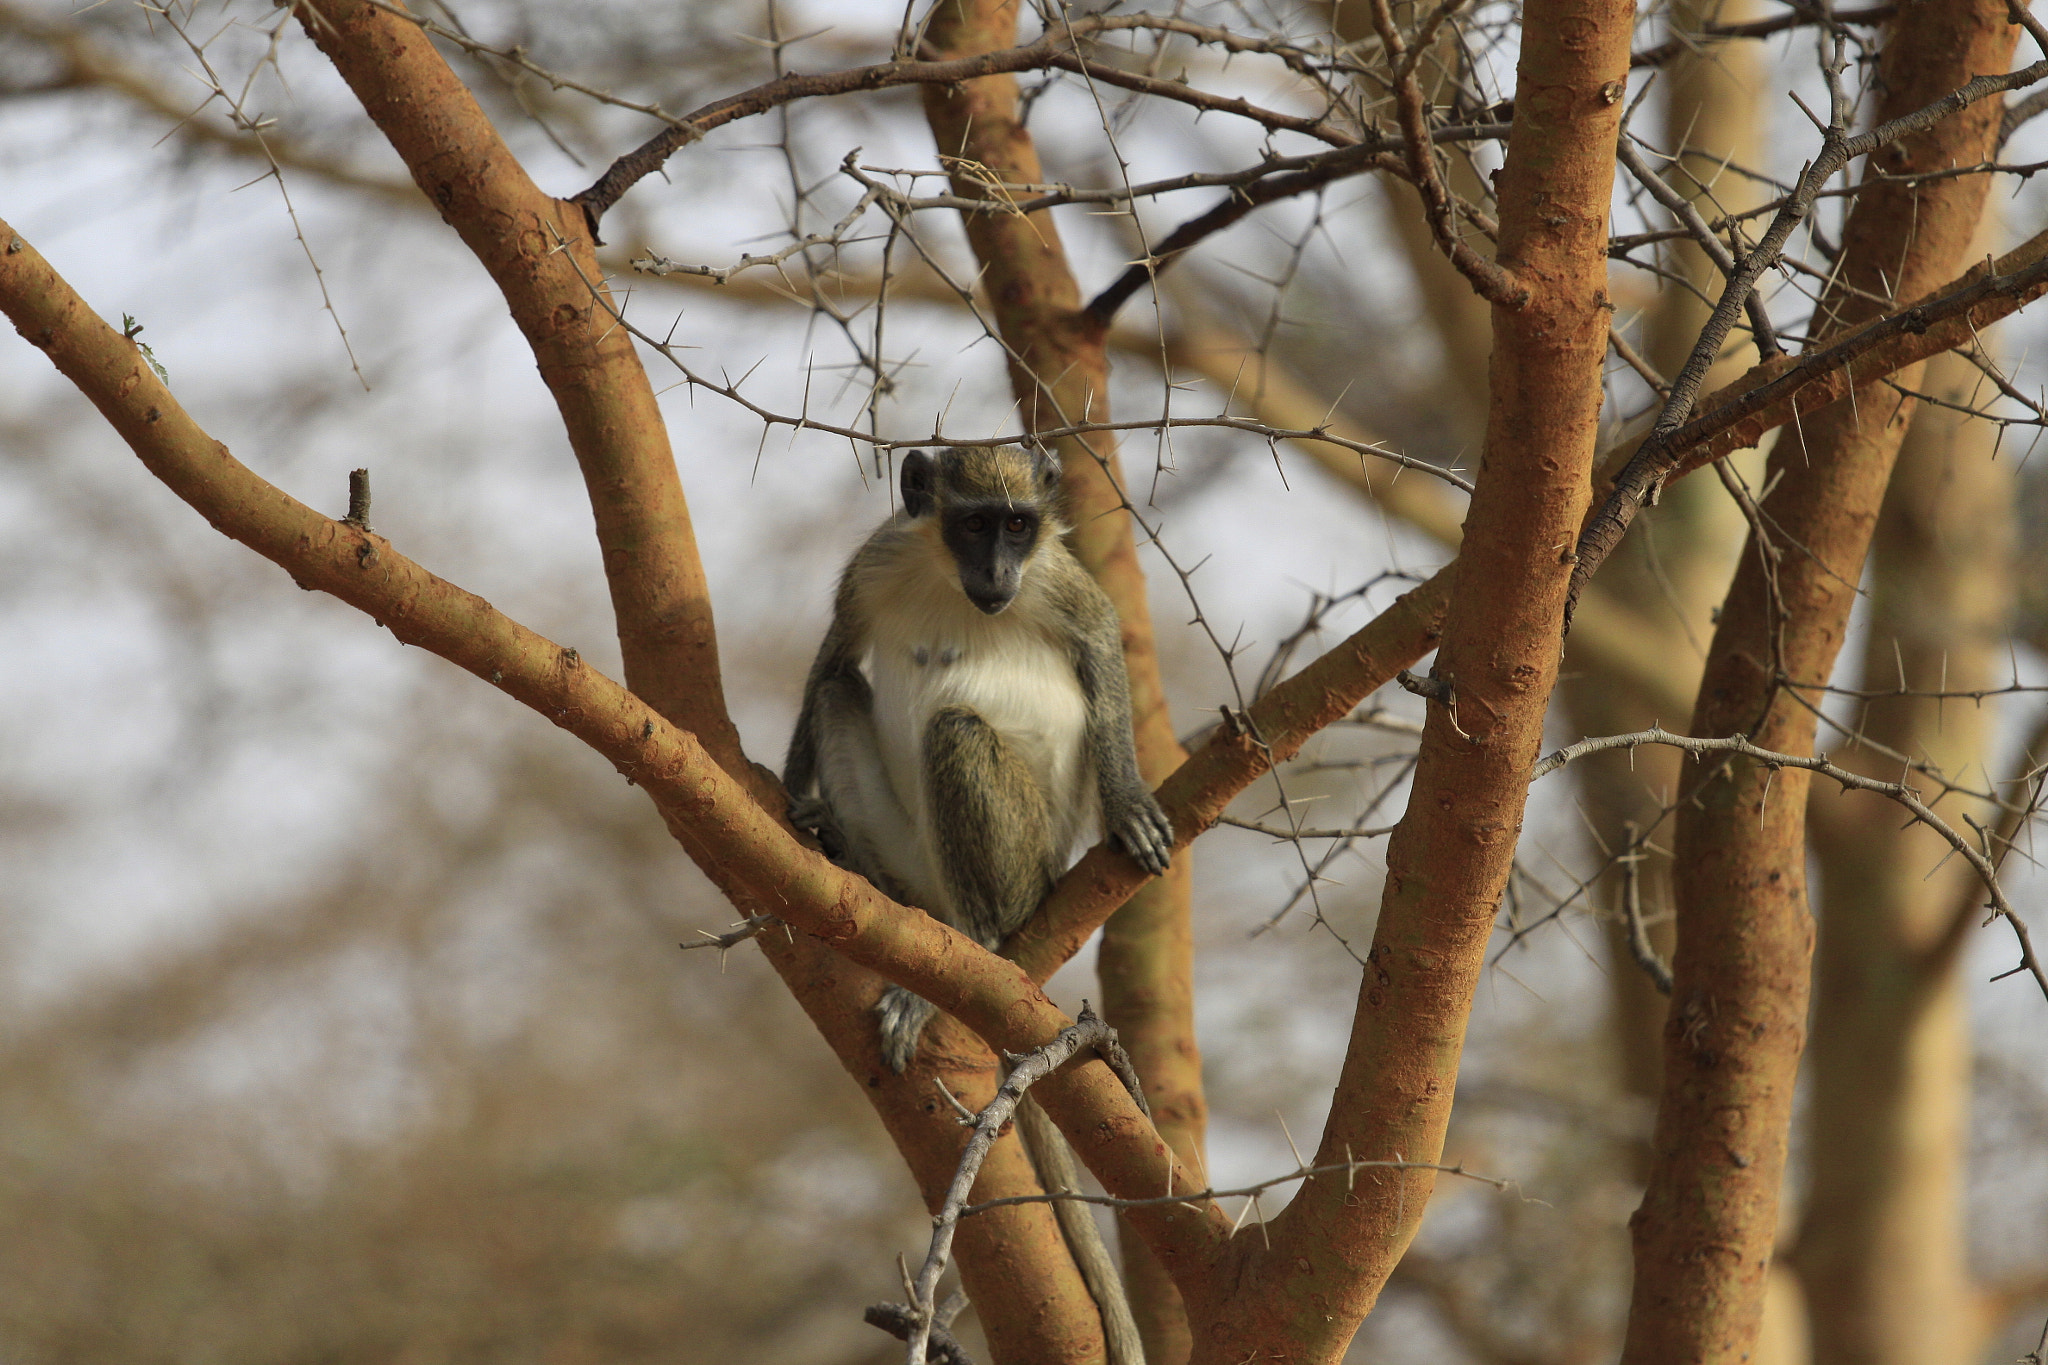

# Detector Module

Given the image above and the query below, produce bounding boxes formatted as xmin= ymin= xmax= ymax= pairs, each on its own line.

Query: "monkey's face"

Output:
xmin=942 ymin=503 xmax=1042 ymax=614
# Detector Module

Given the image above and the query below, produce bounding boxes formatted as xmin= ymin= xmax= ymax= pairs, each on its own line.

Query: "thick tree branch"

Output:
xmin=1620 ymin=0 xmax=2021 ymax=1352
xmin=1179 ymin=0 xmax=1637 ymax=1352
xmin=293 ymin=0 xmax=748 ymax=780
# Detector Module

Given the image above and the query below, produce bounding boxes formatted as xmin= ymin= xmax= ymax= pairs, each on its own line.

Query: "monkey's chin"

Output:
xmin=969 ymin=595 xmax=1012 ymax=616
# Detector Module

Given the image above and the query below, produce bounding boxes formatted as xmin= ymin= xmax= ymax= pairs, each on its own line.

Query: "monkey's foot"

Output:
xmin=788 ymin=796 xmax=850 ymax=863
xmin=1107 ymin=791 xmax=1175 ymax=875
xmin=876 ymin=986 xmax=938 ymax=1073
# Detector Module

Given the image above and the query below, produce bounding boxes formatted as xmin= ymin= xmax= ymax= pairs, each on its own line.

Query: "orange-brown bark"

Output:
xmin=1574 ymin=0 xmax=1771 ymax=1134
xmin=1620 ymin=0 xmax=2019 ymax=1357
xmin=915 ymin=1 xmax=1204 ymax=1352
xmin=1187 ymin=0 xmax=1634 ymax=1355
xmin=0 ymin=219 xmax=1238 ymax=1308
xmin=293 ymin=0 xmax=743 ymax=777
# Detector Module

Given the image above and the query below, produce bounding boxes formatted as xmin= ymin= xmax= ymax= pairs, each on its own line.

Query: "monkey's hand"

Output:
xmin=1105 ymin=787 xmax=1174 ymax=875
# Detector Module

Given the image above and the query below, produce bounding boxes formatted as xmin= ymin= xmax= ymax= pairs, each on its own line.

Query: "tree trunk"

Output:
xmin=1620 ymin=0 xmax=2018 ymax=1357
xmin=1798 ymin=338 xmax=2012 ymax=1365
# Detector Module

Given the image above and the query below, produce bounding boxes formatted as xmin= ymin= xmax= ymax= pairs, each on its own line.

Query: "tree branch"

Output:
xmin=296 ymin=0 xmax=749 ymax=780
xmin=572 ymin=13 xmax=1370 ymax=228
xmin=1371 ymin=0 xmax=1529 ymax=306
xmin=1628 ymin=4 xmax=1895 ymax=67
xmin=1572 ymin=224 xmax=2048 ymax=626
xmin=1534 ymin=727 xmax=2041 ymax=1002
xmin=1569 ymin=42 xmax=2048 ymax=624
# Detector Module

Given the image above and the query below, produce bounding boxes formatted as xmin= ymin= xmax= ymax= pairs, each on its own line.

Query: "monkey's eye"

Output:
xmin=963 ymin=514 xmax=987 ymax=533
xmin=1005 ymin=516 xmax=1029 ymax=535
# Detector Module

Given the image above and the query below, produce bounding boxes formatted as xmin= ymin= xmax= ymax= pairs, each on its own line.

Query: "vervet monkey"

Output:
xmin=784 ymin=443 xmax=1173 ymax=1065
xmin=783 ymin=444 xmax=1170 ymax=1364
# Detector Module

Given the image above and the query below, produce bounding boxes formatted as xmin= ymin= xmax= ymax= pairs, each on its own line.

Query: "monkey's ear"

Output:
xmin=900 ymin=449 xmax=936 ymax=518
xmin=1029 ymin=446 xmax=1061 ymax=495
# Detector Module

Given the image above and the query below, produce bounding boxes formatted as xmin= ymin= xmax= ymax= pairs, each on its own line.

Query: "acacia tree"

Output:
xmin=4 ymin=0 xmax=2048 ymax=1360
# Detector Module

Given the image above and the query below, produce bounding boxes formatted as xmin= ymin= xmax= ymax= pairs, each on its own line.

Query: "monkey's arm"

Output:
xmin=783 ymin=576 xmax=869 ymax=830
xmin=1067 ymin=581 xmax=1173 ymax=876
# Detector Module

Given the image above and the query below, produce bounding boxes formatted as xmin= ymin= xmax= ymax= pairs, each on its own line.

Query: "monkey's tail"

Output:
xmin=1014 ymin=1097 xmax=1147 ymax=1365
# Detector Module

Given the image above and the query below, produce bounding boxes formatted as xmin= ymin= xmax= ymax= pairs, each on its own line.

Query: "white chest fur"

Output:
xmin=861 ymin=567 xmax=1097 ymax=901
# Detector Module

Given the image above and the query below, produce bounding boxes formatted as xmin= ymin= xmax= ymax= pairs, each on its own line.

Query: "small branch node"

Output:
xmin=343 ymin=468 xmax=372 ymax=531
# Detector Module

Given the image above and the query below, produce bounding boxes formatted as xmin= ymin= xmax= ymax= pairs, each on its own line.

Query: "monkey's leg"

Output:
xmin=898 ymin=711 xmax=1145 ymax=1362
xmin=876 ymin=705 xmax=1057 ymax=1073
xmin=923 ymin=706 xmax=1059 ymax=941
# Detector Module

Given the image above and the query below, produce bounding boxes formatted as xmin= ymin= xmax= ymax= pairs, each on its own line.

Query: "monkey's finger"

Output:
xmin=1114 ymin=812 xmax=1174 ymax=875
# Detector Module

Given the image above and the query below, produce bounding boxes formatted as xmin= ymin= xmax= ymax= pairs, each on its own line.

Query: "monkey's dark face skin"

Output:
xmin=942 ymin=503 xmax=1042 ymax=614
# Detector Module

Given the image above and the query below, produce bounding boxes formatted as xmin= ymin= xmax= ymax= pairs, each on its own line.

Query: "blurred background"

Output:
xmin=1 ymin=0 xmax=2046 ymax=1359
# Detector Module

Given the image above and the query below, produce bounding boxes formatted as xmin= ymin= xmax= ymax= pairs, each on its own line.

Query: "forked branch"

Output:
xmin=1370 ymin=0 xmax=1528 ymax=306
xmin=890 ymin=1007 xmax=1146 ymax=1365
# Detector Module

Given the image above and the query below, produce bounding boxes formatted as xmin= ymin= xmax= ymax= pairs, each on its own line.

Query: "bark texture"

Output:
xmin=1621 ymin=1 xmax=2019 ymax=1357
xmin=1184 ymin=0 xmax=1636 ymax=1355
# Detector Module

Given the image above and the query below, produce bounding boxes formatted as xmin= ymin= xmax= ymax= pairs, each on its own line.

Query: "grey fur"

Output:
xmin=784 ymin=446 xmax=1173 ymax=1053
xmin=783 ymin=445 xmax=1166 ymax=1365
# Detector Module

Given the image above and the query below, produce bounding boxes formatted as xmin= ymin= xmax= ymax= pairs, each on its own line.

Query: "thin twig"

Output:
xmin=1218 ymin=814 xmax=1401 ymax=840
xmin=1369 ymin=0 xmax=1527 ymax=306
xmin=1615 ymin=136 xmax=1782 ymax=356
xmin=896 ymin=1006 xmax=1145 ymax=1365
xmin=865 ymin=1299 xmax=974 ymax=1365
xmin=961 ymin=1153 xmax=1512 ymax=1216
xmin=1533 ymin=727 xmax=2046 ymax=1002
xmin=676 ymin=914 xmax=780 ymax=952
xmin=1628 ymin=4 xmax=1894 ymax=68
xmin=1618 ymin=820 xmax=1673 ymax=994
